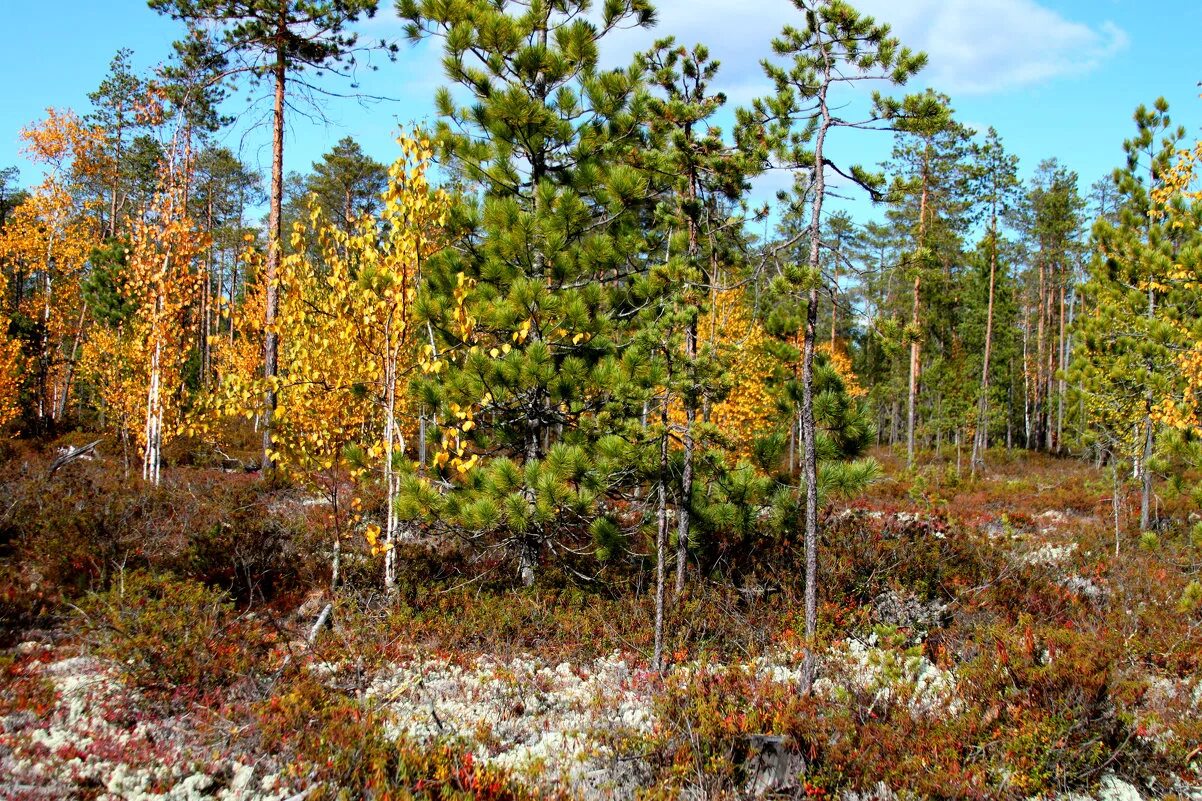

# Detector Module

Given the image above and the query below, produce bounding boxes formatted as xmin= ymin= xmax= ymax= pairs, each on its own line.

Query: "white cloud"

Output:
xmin=611 ymin=0 xmax=1128 ymax=97
xmin=858 ymin=0 xmax=1129 ymax=94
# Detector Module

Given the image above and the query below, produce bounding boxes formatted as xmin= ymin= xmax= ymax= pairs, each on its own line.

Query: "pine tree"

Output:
xmin=0 ymin=167 xmax=27 ymax=232
xmin=307 ymin=137 xmax=388 ymax=236
xmin=157 ymin=26 xmax=232 ymax=137
xmin=150 ymin=0 xmax=388 ymax=474
xmin=87 ymin=49 xmax=147 ymax=237
xmin=882 ymin=91 xmax=966 ymax=468
xmin=1020 ymin=160 xmax=1084 ymax=453
xmin=638 ymin=38 xmax=753 ymax=610
xmin=190 ymin=146 xmax=262 ymax=384
xmin=822 ymin=211 xmax=859 ymax=350
xmin=737 ymin=0 xmax=928 ymax=691
xmin=397 ymin=0 xmax=655 ymax=586
xmin=1073 ymin=99 xmax=1187 ymax=531
xmin=855 ymin=219 xmax=908 ymax=444
xmin=968 ymin=127 xmax=1020 ymax=472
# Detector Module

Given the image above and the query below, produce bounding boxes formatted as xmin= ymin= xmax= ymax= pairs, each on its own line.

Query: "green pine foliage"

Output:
xmin=1071 ymin=100 xmax=1187 ymax=478
xmin=397 ymin=0 xmax=656 ymax=584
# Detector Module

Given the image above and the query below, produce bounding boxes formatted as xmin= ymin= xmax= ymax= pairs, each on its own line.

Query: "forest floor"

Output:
xmin=0 ymin=445 xmax=1199 ymax=800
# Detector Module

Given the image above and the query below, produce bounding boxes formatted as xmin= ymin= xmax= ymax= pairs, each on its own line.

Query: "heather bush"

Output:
xmin=256 ymin=675 xmax=553 ymax=801
xmin=77 ymin=570 xmax=276 ymax=695
xmin=0 ymin=451 xmax=323 ymax=615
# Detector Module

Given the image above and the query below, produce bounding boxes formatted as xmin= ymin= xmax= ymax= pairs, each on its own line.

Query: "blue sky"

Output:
xmin=3 ymin=0 xmax=1200 ymax=225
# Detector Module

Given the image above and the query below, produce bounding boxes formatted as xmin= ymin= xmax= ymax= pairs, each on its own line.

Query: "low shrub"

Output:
xmin=0 ymin=651 xmax=57 ymax=717
xmin=77 ymin=570 xmax=276 ymax=697
xmin=0 ymin=451 xmax=323 ymax=613
xmin=256 ymin=675 xmax=554 ymax=801
xmin=649 ymin=624 xmax=1145 ymax=801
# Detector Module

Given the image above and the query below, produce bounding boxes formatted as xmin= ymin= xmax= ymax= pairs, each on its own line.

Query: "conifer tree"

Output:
xmin=306 ymin=137 xmax=388 ymax=236
xmin=397 ymin=0 xmax=655 ymax=586
xmin=1019 ymin=160 xmax=1084 ymax=453
xmin=822 ymin=210 xmax=859 ymax=350
xmin=149 ymin=0 xmax=387 ymax=473
xmin=855 ymin=220 xmax=908 ymax=443
xmin=191 ymin=146 xmax=262 ymax=383
xmin=968 ymin=128 xmax=1020 ymax=472
xmin=638 ymin=38 xmax=753 ymax=603
xmin=1073 ymin=99 xmax=1187 ymax=530
xmin=0 ymin=167 xmax=26 ymax=232
xmin=87 ymin=49 xmax=147 ymax=237
xmin=737 ymin=0 xmax=929 ymax=690
xmin=882 ymin=91 xmax=965 ymax=467
xmin=157 ymin=26 xmax=233 ymax=137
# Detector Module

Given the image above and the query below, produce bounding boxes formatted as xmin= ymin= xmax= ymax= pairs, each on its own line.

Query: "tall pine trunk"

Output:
xmin=675 ymin=320 xmax=695 ymax=596
xmin=261 ymin=27 xmax=286 ymax=475
xmin=675 ymin=148 xmax=700 ymax=598
xmin=971 ymin=213 xmax=999 ymax=474
xmin=201 ymin=195 xmax=213 ymax=386
xmin=1034 ymin=257 xmax=1046 ymax=450
xmin=906 ymin=144 xmax=930 ymax=470
xmin=799 ymin=78 xmax=831 ymax=693
xmin=515 ymin=19 xmax=552 ymax=588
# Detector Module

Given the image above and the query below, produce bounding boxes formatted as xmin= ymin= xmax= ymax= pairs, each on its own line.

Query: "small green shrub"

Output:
xmin=1179 ymin=580 xmax=1202 ymax=614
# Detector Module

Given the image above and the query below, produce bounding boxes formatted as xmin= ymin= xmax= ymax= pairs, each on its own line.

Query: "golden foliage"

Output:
xmin=819 ymin=340 xmax=866 ymax=399
xmin=79 ymin=325 xmax=144 ymax=441
xmin=672 ymin=288 xmax=868 ymax=462
xmin=0 ymin=269 xmax=20 ymax=431
xmin=0 ymin=186 xmax=97 ymax=419
xmin=677 ymin=286 xmax=776 ymax=461
xmin=193 ymin=133 xmax=455 ymax=483
xmin=0 ymin=333 xmax=20 ymax=432
xmin=19 ymin=108 xmax=107 ymax=184
xmin=81 ymin=142 xmax=207 ymax=466
xmin=1149 ymin=138 xmax=1202 ymax=433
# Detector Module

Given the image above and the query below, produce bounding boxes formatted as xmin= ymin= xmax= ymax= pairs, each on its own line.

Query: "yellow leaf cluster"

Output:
xmin=1147 ymin=137 xmax=1202 ymax=434
xmin=0 ymin=183 xmax=97 ymax=419
xmin=193 ymin=132 xmax=462 ymax=490
xmin=0 ymin=270 xmax=21 ymax=431
xmin=82 ymin=140 xmax=207 ymax=457
xmin=819 ymin=340 xmax=866 ymax=398
xmin=672 ymin=286 xmax=776 ymax=461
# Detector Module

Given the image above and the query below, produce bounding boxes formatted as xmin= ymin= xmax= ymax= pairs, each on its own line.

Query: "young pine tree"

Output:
xmin=737 ymin=0 xmax=929 ymax=691
xmin=638 ymin=38 xmax=754 ymax=609
xmin=1074 ymin=99 xmax=1191 ymax=530
xmin=397 ymin=0 xmax=655 ymax=586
